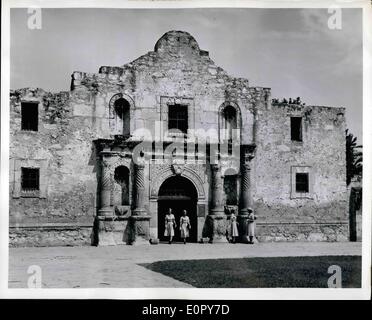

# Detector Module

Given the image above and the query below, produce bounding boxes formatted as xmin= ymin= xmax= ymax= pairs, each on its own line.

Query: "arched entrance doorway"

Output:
xmin=158 ymin=176 xmax=198 ymax=242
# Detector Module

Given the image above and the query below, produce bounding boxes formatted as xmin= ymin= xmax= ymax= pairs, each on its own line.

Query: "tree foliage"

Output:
xmin=346 ymin=129 xmax=362 ymax=185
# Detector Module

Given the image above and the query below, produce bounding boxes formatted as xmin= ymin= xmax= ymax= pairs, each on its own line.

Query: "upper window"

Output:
xmin=295 ymin=173 xmax=309 ymax=193
xmin=223 ymin=106 xmax=238 ymax=154
xmin=114 ymin=98 xmax=130 ymax=136
xmin=290 ymin=117 xmax=302 ymax=142
xmin=168 ymin=104 xmax=188 ymax=134
xmin=223 ymin=106 xmax=237 ymax=139
xmin=21 ymin=167 xmax=40 ymax=191
xmin=109 ymin=94 xmax=131 ymax=136
xmin=21 ymin=102 xmax=38 ymax=131
xmin=219 ymin=103 xmax=241 ymax=155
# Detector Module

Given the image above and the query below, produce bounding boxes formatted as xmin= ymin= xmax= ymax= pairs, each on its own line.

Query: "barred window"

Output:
xmin=168 ymin=104 xmax=188 ymax=134
xmin=295 ymin=172 xmax=309 ymax=193
xmin=21 ymin=168 xmax=40 ymax=191
xmin=21 ymin=102 xmax=38 ymax=131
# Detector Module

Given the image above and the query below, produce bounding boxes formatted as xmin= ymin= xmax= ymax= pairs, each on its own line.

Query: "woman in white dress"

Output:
xmin=247 ymin=207 xmax=257 ymax=244
xmin=164 ymin=208 xmax=177 ymax=244
xmin=230 ymin=210 xmax=239 ymax=243
xmin=179 ymin=210 xmax=191 ymax=244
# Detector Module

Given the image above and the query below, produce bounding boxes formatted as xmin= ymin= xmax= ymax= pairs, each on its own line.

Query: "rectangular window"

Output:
xmin=168 ymin=104 xmax=188 ymax=134
xmin=21 ymin=168 xmax=40 ymax=191
xmin=295 ymin=172 xmax=309 ymax=193
xmin=21 ymin=102 xmax=38 ymax=131
xmin=290 ymin=117 xmax=302 ymax=141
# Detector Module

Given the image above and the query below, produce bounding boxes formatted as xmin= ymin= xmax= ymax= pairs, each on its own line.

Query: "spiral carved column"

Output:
xmin=238 ymin=145 xmax=256 ymax=243
xmin=129 ymin=161 xmax=150 ymax=245
xmin=240 ymin=162 xmax=252 ymax=215
xmin=99 ymin=159 xmax=113 ymax=216
xmin=205 ymin=162 xmax=228 ymax=243
xmin=133 ymin=163 xmax=146 ymax=216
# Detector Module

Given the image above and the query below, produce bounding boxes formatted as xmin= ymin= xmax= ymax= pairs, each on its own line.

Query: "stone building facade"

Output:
xmin=9 ymin=31 xmax=348 ymax=246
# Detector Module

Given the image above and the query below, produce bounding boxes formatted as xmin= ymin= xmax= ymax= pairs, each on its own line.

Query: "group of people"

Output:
xmin=163 ymin=207 xmax=257 ymax=244
xmin=229 ymin=208 xmax=256 ymax=244
xmin=164 ymin=208 xmax=191 ymax=244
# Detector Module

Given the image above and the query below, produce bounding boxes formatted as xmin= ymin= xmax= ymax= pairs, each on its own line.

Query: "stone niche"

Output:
xmin=94 ymin=138 xmax=151 ymax=246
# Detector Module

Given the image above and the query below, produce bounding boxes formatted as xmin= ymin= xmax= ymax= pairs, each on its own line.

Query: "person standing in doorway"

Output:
xmin=164 ymin=208 xmax=177 ymax=244
xmin=230 ymin=209 xmax=239 ymax=243
xmin=247 ymin=207 xmax=257 ymax=244
xmin=180 ymin=210 xmax=191 ymax=244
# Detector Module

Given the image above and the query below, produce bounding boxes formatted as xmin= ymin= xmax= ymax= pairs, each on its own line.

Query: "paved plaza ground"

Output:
xmin=9 ymin=242 xmax=361 ymax=288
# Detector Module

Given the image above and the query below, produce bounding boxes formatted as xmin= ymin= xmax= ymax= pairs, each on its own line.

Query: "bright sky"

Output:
xmin=10 ymin=8 xmax=363 ymax=139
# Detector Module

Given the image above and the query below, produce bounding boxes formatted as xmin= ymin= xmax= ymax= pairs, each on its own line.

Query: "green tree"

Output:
xmin=346 ymin=129 xmax=362 ymax=185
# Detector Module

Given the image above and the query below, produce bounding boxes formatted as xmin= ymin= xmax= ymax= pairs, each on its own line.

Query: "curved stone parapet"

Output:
xmin=154 ymin=30 xmax=201 ymax=55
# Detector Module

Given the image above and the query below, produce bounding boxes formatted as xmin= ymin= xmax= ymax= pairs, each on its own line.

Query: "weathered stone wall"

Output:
xmin=70 ymin=31 xmax=258 ymax=144
xmin=9 ymin=88 xmax=98 ymax=246
xmin=9 ymin=224 xmax=93 ymax=247
xmin=253 ymin=102 xmax=348 ymax=240
xmin=256 ymin=223 xmax=348 ymax=242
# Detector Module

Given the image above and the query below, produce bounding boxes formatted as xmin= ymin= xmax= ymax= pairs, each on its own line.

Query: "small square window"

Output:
xmin=291 ymin=166 xmax=312 ymax=199
xmin=290 ymin=117 xmax=302 ymax=142
xmin=168 ymin=104 xmax=188 ymax=134
xmin=295 ymin=172 xmax=309 ymax=193
xmin=21 ymin=168 xmax=40 ymax=191
xmin=21 ymin=102 xmax=38 ymax=131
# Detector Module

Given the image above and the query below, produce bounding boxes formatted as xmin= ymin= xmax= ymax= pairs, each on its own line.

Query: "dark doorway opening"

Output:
xmin=158 ymin=176 xmax=197 ymax=243
xmin=349 ymin=187 xmax=362 ymax=241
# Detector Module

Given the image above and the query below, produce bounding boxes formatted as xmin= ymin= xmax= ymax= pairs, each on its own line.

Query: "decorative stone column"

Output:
xmin=206 ymin=163 xmax=228 ymax=243
xmin=98 ymin=157 xmax=113 ymax=217
xmin=210 ymin=164 xmax=225 ymax=215
xmin=97 ymin=154 xmax=117 ymax=246
xmin=133 ymin=163 xmax=146 ymax=216
xmin=240 ymin=160 xmax=253 ymax=215
xmin=238 ymin=145 xmax=256 ymax=243
xmin=129 ymin=159 xmax=150 ymax=245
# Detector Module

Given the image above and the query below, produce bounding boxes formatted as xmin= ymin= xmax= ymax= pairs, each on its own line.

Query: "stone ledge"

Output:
xmin=129 ymin=215 xmax=151 ymax=221
xmin=9 ymin=227 xmax=93 ymax=247
xmin=256 ymin=221 xmax=349 ymax=226
xmin=96 ymin=215 xmax=129 ymax=221
xmin=256 ymin=222 xmax=349 ymax=242
xmin=9 ymin=222 xmax=93 ymax=230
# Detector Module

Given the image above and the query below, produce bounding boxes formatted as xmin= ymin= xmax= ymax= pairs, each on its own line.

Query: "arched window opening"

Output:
xmin=223 ymin=105 xmax=237 ymax=155
xmin=110 ymin=98 xmax=130 ymax=136
xmin=113 ymin=166 xmax=130 ymax=206
xmin=113 ymin=98 xmax=130 ymax=136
